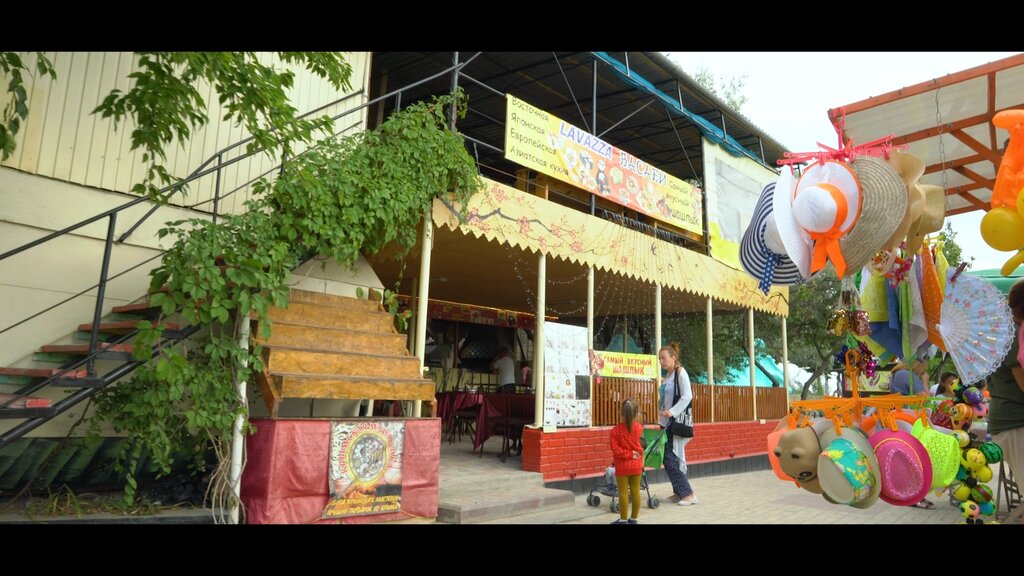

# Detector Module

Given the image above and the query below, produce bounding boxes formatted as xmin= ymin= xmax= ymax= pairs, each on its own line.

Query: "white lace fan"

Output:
xmin=936 ymin=272 xmax=1015 ymax=385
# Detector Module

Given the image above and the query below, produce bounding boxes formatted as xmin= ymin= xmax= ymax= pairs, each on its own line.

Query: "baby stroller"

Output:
xmin=587 ymin=427 xmax=667 ymax=512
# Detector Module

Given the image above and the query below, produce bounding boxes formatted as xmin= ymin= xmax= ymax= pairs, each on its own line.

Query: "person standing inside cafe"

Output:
xmin=491 ymin=347 xmax=516 ymax=394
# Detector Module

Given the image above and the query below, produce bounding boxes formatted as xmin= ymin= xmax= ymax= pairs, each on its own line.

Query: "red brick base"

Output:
xmin=522 ymin=420 xmax=779 ymax=482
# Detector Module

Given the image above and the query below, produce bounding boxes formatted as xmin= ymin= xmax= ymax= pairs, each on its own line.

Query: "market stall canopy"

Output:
xmin=828 ymin=53 xmax=1024 ymax=216
xmin=965 ymin=266 xmax=1024 ymax=295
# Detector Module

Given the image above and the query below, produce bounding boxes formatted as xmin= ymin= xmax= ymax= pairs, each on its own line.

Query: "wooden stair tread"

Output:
xmin=110 ymin=302 xmax=155 ymax=314
xmin=0 ymin=367 xmax=88 ymax=378
xmin=76 ymin=320 xmax=180 ymax=333
xmin=261 ymin=343 xmax=413 ymax=359
xmin=269 ymin=372 xmax=430 ymax=383
xmin=0 ymin=393 xmax=52 ymax=409
xmin=39 ymin=343 xmax=134 ymax=354
xmin=287 ymin=289 xmax=381 ymax=311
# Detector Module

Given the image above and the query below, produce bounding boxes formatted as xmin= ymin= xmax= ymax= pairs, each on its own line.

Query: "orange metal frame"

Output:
xmin=827 ymin=54 xmax=1024 ymax=216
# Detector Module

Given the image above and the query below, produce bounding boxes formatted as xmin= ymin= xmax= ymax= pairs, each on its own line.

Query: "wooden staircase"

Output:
xmin=253 ymin=289 xmax=434 ymax=418
xmin=0 ymin=299 xmax=196 ymax=433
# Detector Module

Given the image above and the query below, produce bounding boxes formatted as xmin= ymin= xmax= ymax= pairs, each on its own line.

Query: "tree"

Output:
xmin=938 ymin=220 xmax=974 ymax=270
xmin=2 ymin=52 xmax=352 ymax=200
xmin=692 ymin=65 xmax=748 ymax=113
xmin=755 ymin=269 xmax=843 ymax=399
xmin=0 ymin=52 xmax=55 ymax=160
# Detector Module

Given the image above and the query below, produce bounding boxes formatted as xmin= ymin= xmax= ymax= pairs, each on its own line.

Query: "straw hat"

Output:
xmin=771 ymin=166 xmax=814 ymax=279
xmin=817 ymin=426 xmax=881 ymax=508
xmin=791 ymin=161 xmax=862 ymax=277
xmin=741 ymin=181 xmax=804 ymax=294
xmin=868 ymin=428 xmax=933 ymax=506
xmin=838 ymin=156 xmax=909 ymax=277
xmin=882 ymin=151 xmax=925 ymax=251
xmin=906 ymin=184 xmax=947 ymax=256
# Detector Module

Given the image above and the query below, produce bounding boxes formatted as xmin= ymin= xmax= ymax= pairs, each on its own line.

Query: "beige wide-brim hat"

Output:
xmin=883 ymin=151 xmax=925 ymax=252
xmin=906 ymin=184 xmax=947 ymax=256
xmin=838 ymin=156 xmax=909 ymax=277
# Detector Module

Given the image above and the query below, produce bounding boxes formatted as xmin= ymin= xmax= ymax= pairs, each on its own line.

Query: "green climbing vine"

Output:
xmin=93 ymin=91 xmax=481 ymax=504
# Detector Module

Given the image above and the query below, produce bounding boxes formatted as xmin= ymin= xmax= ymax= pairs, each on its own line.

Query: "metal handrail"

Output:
xmin=0 ymin=56 xmax=477 ymax=389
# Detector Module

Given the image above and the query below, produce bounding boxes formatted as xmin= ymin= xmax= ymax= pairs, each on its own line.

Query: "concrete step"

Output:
xmin=436 ymin=486 xmax=576 ymax=524
xmin=264 ymin=348 xmax=421 ymax=380
xmin=267 ymin=304 xmax=395 ymax=333
xmin=479 ymin=497 xmax=608 ymax=524
xmin=288 ymin=289 xmax=381 ymax=313
xmin=256 ymin=323 xmax=409 ymax=356
xmin=438 ymin=464 xmax=546 ymax=495
xmin=270 ymin=373 xmax=435 ymax=401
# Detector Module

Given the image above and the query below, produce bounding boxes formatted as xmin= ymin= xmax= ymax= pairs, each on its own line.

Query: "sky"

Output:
xmin=667 ymin=52 xmax=1021 ymax=272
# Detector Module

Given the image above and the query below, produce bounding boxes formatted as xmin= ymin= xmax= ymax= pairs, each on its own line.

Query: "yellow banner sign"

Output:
xmin=505 ymin=94 xmax=702 ymax=234
xmin=591 ymin=350 xmax=659 ymax=380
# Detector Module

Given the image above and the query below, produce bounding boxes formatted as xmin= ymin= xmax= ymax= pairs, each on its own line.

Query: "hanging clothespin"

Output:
xmin=950 ymin=262 xmax=968 ymax=284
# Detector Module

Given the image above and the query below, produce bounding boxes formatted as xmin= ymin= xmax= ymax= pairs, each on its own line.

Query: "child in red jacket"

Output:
xmin=609 ymin=399 xmax=644 ymax=524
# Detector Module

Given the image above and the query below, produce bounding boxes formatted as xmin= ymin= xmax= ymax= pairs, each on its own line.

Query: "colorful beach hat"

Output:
xmin=817 ymin=426 xmax=881 ymax=508
xmin=868 ymin=428 xmax=933 ymax=506
xmin=741 ymin=179 xmax=804 ymax=294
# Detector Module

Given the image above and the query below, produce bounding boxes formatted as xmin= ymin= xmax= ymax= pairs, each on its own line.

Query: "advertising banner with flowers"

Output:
xmin=433 ymin=177 xmax=789 ymax=316
xmin=322 ymin=420 xmax=405 ymax=519
xmin=505 ymin=94 xmax=702 ymax=234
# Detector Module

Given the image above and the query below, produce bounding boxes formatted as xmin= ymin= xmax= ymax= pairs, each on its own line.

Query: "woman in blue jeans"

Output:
xmin=658 ymin=343 xmax=698 ymax=506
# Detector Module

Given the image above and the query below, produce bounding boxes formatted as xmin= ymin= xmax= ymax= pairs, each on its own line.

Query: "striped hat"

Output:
xmin=741 ymin=176 xmax=804 ymax=294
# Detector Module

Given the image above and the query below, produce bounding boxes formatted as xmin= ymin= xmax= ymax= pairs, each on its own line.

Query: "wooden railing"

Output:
xmin=755 ymin=386 xmax=788 ymax=420
xmin=586 ymin=380 xmax=790 ymax=426
xmin=592 ymin=377 xmax=660 ymax=426
xmin=691 ymin=384 xmax=787 ymax=423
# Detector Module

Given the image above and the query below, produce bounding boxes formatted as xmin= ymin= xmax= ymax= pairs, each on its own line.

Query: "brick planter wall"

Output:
xmin=522 ymin=420 xmax=779 ymax=482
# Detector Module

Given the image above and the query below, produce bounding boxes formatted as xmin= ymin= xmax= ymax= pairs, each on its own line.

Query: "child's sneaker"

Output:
xmin=610 ymin=519 xmax=629 ymax=525
xmin=627 ymin=518 xmax=638 ymax=525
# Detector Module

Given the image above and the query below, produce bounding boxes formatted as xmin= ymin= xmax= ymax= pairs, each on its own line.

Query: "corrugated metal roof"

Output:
xmin=370 ymin=52 xmax=789 ymax=187
xmin=828 ymin=53 xmax=1024 ymax=216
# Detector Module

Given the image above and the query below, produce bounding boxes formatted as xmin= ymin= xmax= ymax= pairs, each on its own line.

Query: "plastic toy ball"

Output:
xmin=979 ymin=501 xmax=995 ymax=516
xmin=953 ymin=429 xmax=971 ymax=448
xmin=951 ymin=480 xmax=972 ymax=501
xmin=979 ymin=441 xmax=1003 ymax=464
xmin=956 ymin=465 xmax=971 ymax=481
xmin=960 ymin=500 xmax=981 ymax=519
xmin=963 ymin=387 xmax=983 ymax=405
xmin=971 ymin=465 xmax=993 ymax=484
xmin=937 ymin=399 xmax=956 ymax=415
xmin=961 ymin=448 xmax=988 ymax=470
xmin=950 ymin=381 xmax=965 ymax=396
xmin=970 ymin=484 xmax=994 ymax=503
xmin=973 ymin=403 xmax=989 ymax=419
xmin=952 ymin=403 xmax=973 ymax=422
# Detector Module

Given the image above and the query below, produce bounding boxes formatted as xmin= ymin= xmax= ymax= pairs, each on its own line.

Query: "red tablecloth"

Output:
xmin=436 ymin=391 xmax=484 ymax=425
xmin=242 ymin=418 xmax=440 ymax=524
xmin=473 ymin=394 xmax=536 ymax=451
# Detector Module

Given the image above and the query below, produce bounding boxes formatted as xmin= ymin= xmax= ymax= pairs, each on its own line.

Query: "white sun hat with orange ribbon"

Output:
xmin=791 ymin=161 xmax=862 ymax=278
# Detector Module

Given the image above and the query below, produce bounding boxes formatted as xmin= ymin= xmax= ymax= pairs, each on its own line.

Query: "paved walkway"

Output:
xmin=486 ymin=469 xmax=974 ymax=524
